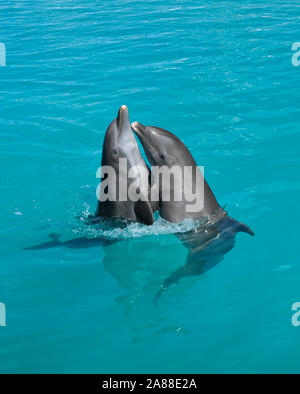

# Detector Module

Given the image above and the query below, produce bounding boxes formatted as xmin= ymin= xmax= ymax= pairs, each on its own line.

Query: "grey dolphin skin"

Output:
xmin=96 ymin=106 xmax=155 ymax=225
xmin=131 ymin=122 xmax=254 ymax=304
xmin=131 ymin=122 xmax=221 ymax=223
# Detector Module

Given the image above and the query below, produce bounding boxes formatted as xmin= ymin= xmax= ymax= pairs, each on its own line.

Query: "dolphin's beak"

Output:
xmin=117 ymin=105 xmax=129 ymax=131
xmin=131 ymin=122 xmax=154 ymax=163
xmin=131 ymin=121 xmax=146 ymax=138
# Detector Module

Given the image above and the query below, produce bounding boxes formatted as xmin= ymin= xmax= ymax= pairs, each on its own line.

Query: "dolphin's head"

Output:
xmin=131 ymin=122 xmax=194 ymax=168
xmin=102 ymin=106 xmax=144 ymax=169
xmin=99 ymin=107 xmax=155 ymax=225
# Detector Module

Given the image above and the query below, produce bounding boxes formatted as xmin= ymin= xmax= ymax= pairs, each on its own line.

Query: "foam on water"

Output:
xmin=73 ymin=203 xmax=226 ymax=240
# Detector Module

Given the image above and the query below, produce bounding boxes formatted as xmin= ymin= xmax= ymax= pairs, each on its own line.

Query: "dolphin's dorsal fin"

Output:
xmin=134 ymin=199 xmax=154 ymax=225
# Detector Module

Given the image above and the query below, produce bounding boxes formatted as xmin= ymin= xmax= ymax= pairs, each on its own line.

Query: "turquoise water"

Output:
xmin=1 ymin=0 xmax=300 ymax=373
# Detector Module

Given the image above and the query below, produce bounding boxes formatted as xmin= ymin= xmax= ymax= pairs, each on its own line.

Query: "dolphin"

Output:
xmin=95 ymin=106 xmax=156 ymax=225
xmin=131 ymin=122 xmax=254 ymax=304
xmin=131 ymin=122 xmax=221 ymax=223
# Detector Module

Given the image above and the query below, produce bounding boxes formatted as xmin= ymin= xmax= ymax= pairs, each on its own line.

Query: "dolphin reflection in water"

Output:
xmin=25 ymin=213 xmax=253 ymax=310
xmin=24 ymin=232 xmax=116 ymax=250
xmin=154 ymin=214 xmax=254 ymax=306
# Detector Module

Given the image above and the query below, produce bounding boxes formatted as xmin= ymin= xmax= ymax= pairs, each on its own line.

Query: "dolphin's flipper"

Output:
xmin=134 ymin=199 xmax=154 ymax=225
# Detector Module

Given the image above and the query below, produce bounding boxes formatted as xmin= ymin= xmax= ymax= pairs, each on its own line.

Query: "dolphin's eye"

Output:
xmin=160 ymin=154 xmax=165 ymax=160
xmin=112 ymin=148 xmax=118 ymax=156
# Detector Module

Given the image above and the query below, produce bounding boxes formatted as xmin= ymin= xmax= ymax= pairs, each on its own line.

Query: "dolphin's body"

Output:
xmin=131 ymin=122 xmax=254 ymax=304
xmin=96 ymin=106 xmax=155 ymax=225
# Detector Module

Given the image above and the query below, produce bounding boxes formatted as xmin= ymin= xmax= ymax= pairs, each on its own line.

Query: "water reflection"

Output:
xmin=154 ymin=215 xmax=254 ymax=305
xmin=24 ymin=215 xmax=253 ymax=340
xmin=25 ymin=214 xmax=253 ymax=309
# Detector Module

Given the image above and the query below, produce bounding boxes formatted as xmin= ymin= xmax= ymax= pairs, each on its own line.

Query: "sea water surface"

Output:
xmin=1 ymin=0 xmax=300 ymax=373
